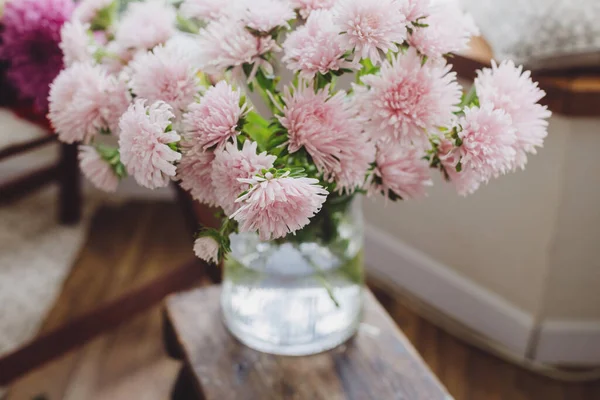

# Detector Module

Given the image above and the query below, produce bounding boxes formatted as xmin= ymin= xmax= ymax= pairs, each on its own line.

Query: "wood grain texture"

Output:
xmin=165 ymin=286 xmax=451 ymax=400
xmin=5 ymin=202 xmax=600 ymax=399
xmin=6 ymin=201 xmax=201 ymax=400
xmin=371 ymin=286 xmax=600 ymax=400
xmin=0 ymin=135 xmax=55 ymax=161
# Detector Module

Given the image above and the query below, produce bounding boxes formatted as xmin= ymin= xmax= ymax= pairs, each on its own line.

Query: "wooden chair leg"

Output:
xmin=174 ymin=184 xmax=223 ymax=284
xmin=171 ymin=365 xmax=204 ymax=400
xmin=174 ymin=183 xmax=199 ymax=237
xmin=58 ymin=143 xmax=81 ymax=225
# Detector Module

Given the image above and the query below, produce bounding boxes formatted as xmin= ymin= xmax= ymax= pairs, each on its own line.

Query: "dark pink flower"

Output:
xmin=0 ymin=0 xmax=74 ymax=113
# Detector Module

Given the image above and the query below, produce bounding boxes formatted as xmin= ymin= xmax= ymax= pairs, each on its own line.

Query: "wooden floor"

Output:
xmin=6 ymin=201 xmax=600 ymax=400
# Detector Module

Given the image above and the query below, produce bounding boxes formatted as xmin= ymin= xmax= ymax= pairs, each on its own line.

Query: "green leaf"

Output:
xmin=460 ymin=85 xmax=480 ymax=109
xmin=176 ymin=14 xmax=204 ymax=33
xmin=356 ymin=58 xmax=381 ymax=83
xmin=167 ymin=142 xmax=180 ymax=152
xmin=114 ymin=162 xmax=127 ymax=179
xmin=314 ymin=73 xmax=333 ymax=90
xmin=90 ymin=0 xmax=118 ymax=31
xmin=388 ymin=190 xmax=403 ymax=202
xmin=243 ymin=111 xmax=272 ymax=151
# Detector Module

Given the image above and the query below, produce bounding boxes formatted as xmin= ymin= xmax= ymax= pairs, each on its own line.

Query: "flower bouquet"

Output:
xmin=49 ymin=0 xmax=550 ymax=355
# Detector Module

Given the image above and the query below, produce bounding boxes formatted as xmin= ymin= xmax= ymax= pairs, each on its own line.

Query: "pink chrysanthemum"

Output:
xmin=231 ymin=173 xmax=329 ymax=240
xmin=399 ymin=0 xmax=430 ymax=23
xmin=211 ymin=140 xmax=276 ymax=216
xmin=475 ymin=60 xmax=551 ymax=169
xmin=334 ymin=0 xmax=407 ymax=64
xmin=446 ymin=165 xmax=483 ymax=196
xmin=177 ymin=146 xmax=218 ymax=206
xmin=182 ymin=81 xmax=249 ymax=151
xmin=60 ymin=21 xmax=94 ymax=67
xmin=115 ymin=0 xmax=176 ymax=51
xmin=358 ymin=48 xmax=461 ymax=147
xmin=371 ymin=143 xmax=431 ymax=199
xmin=456 ymin=105 xmax=517 ymax=178
xmin=180 ymin=0 xmax=232 ymax=21
xmin=73 ymin=0 xmax=113 ymax=24
xmin=241 ymin=0 xmax=295 ymax=33
xmin=282 ymin=10 xmax=355 ymax=78
xmin=193 ymin=236 xmax=220 ymax=264
xmin=279 ymin=83 xmax=374 ymax=192
xmin=48 ymin=62 xmax=130 ymax=143
xmin=291 ymin=0 xmax=337 ymax=19
xmin=128 ymin=44 xmax=199 ymax=114
xmin=119 ymin=100 xmax=182 ymax=189
xmin=437 ymin=138 xmax=484 ymax=196
xmin=212 ymin=140 xmax=277 ymax=215
xmin=0 ymin=0 xmax=73 ymax=113
xmin=78 ymin=145 xmax=119 ymax=192
xmin=197 ymin=18 xmax=279 ymax=75
xmin=408 ymin=2 xmax=478 ymax=59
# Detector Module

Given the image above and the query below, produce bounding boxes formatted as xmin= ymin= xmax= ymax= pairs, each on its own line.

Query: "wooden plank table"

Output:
xmin=163 ymin=285 xmax=452 ymax=400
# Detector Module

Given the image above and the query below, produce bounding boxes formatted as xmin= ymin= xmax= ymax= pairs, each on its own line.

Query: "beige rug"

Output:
xmin=0 ymin=187 xmax=96 ymax=360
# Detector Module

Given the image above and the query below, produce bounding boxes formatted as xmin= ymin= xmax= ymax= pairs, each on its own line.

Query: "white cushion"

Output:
xmin=461 ymin=0 xmax=600 ymax=70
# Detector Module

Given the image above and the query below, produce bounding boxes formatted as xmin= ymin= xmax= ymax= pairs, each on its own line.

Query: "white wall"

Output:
xmin=542 ymin=119 xmax=600 ymax=321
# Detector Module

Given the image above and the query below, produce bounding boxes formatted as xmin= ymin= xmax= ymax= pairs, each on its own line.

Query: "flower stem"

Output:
xmin=298 ymin=250 xmax=341 ymax=308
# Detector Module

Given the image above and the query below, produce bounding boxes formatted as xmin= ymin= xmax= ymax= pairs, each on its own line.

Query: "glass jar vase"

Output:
xmin=221 ymin=196 xmax=364 ymax=356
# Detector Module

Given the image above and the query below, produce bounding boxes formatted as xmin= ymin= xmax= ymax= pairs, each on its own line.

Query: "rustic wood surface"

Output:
xmin=6 ymin=202 xmax=199 ymax=400
xmin=165 ymin=286 xmax=452 ymax=400
xmin=6 ymin=201 xmax=600 ymax=399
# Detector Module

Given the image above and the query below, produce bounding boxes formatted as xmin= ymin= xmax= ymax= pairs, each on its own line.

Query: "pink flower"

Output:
xmin=48 ymin=62 xmax=130 ymax=143
xmin=400 ymin=0 xmax=430 ymax=23
xmin=182 ymin=81 xmax=249 ymax=151
xmin=115 ymin=0 xmax=176 ymax=51
xmin=456 ymin=105 xmax=516 ymax=178
xmin=475 ymin=60 xmax=552 ymax=169
xmin=118 ymin=100 xmax=182 ymax=189
xmin=358 ymin=48 xmax=461 ymax=147
xmin=241 ymin=0 xmax=295 ymax=33
xmin=128 ymin=44 xmax=199 ymax=114
xmin=436 ymin=138 xmax=482 ymax=196
xmin=291 ymin=0 xmax=337 ymax=19
xmin=193 ymin=236 xmax=220 ymax=264
xmin=73 ymin=0 xmax=114 ymax=24
xmin=408 ymin=3 xmax=478 ymax=59
xmin=334 ymin=0 xmax=407 ymax=64
xmin=103 ymin=79 xmax=131 ymax=134
xmin=371 ymin=143 xmax=431 ymax=199
xmin=447 ymin=166 xmax=483 ymax=196
xmin=211 ymin=140 xmax=276 ymax=216
xmin=0 ymin=0 xmax=73 ymax=113
xmin=231 ymin=173 xmax=329 ymax=240
xmin=180 ymin=0 xmax=232 ymax=21
xmin=282 ymin=10 xmax=355 ymax=78
xmin=279 ymin=82 xmax=374 ymax=192
xmin=60 ymin=21 xmax=94 ymax=67
xmin=197 ymin=18 xmax=279 ymax=75
xmin=78 ymin=145 xmax=119 ymax=192
xmin=177 ymin=147 xmax=218 ymax=206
